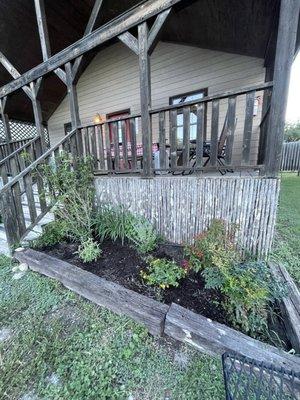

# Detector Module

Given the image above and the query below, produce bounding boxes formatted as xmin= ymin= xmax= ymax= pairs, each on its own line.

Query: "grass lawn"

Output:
xmin=0 ymin=255 xmax=224 ymax=400
xmin=272 ymin=172 xmax=300 ymax=284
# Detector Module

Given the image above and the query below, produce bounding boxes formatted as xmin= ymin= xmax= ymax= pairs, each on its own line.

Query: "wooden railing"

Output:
xmin=0 ymin=138 xmax=35 ymax=160
xmin=0 ymin=136 xmax=43 ymax=184
xmin=77 ymin=82 xmax=273 ymax=176
xmin=0 ymin=129 xmax=79 ymax=249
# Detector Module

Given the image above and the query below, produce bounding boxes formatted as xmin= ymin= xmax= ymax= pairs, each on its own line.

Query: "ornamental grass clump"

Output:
xmin=184 ymin=219 xmax=286 ymax=338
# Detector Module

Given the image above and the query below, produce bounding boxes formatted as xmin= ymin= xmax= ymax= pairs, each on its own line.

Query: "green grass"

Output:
xmin=0 ymin=255 xmax=224 ymax=399
xmin=272 ymin=172 xmax=300 ymax=284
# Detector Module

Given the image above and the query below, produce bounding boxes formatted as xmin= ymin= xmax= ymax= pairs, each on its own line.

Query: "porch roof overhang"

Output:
xmin=0 ymin=0 xmax=299 ymax=124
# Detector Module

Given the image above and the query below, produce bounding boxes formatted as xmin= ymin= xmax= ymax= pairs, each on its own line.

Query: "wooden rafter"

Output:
xmin=148 ymin=8 xmax=171 ymax=54
xmin=72 ymin=0 xmax=104 ymax=79
xmin=0 ymin=0 xmax=182 ymax=99
xmin=34 ymin=0 xmax=66 ymax=84
xmin=0 ymin=52 xmax=33 ymax=100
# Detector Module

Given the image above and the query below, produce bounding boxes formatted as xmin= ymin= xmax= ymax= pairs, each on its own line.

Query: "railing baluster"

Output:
xmin=24 ymin=173 xmax=37 ymax=223
xmin=242 ymin=91 xmax=255 ymax=164
xmin=195 ymin=103 xmax=204 ymax=168
xmin=170 ymin=109 xmax=177 ymax=170
xmin=35 ymin=165 xmax=48 ymax=213
xmin=90 ymin=126 xmax=98 ymax=169
xmin=12 ymin=180 xmax=26 ymax=238
xmin=210 ymin=99 xmax=219 ymax=166
xmin=0 ymin=163 xmax=8 ymax=185
xmin=182 ymin=106 xmax=190 ymax=167
xmin=159 ymin=111 xmax=166 ymax=170
xmin=121 ymin=120 xmax=129 ymax=169
xmin=225 ymin=96 xmax=237 ymax=165
xmin=97 ymin=125 xmax=105 ymax=170
xmin=111 ymin=121 xmax=120 ymax=171
xmin=129 ymin=118 xmax=137 ymax=171
xmin=1 ymin=188 xmax=20 ymax=248
xmin=104 ymin=123 xmax=112 ymax=172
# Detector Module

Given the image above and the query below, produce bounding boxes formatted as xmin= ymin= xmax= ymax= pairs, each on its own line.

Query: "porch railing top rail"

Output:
xmin=76 ymin=81 xmax=273 ymax=131
xmin=0 ymin=128 xmax=77 ymax=194
xmin=0 ymin=136 xmax=39 ymax=166
xmin=150 ymin=81 xmax=273 ymax=114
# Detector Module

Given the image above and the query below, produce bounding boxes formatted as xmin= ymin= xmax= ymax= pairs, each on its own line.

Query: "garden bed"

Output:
xmin=39 ymin=239 xmax=229 ymax=326
xmin=14 ymin=248 xmax=300 ymax=374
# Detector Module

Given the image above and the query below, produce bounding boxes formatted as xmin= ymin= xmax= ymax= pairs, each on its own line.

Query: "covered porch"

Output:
xmin=0 ymin=0 xmax=299 ymax=254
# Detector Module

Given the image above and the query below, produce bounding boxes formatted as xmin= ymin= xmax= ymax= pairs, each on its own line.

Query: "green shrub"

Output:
xmin=184 ymin=219 xmax=240 ymax=273
xmin=126 ymin=216 xmax=158 ymax=254
xmin=32 ymin=219 xmax=69 ymax=248
xmin=38 ymin=153 xmax=95 ymax=242
xmin=141 ymin=257 xmax=186 ymax=289
xmin=184 ymin=220 xmax=286 ymax=338
xmin=203 ymin=261 xmax=286 ymax=337
xmin=76 ymin=238 xmax=102 ymax=263
xmin=95 ymin=204 xmax=134 ymax=244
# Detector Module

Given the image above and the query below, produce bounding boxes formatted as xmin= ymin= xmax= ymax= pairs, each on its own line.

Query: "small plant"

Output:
xmin=32 ymin=219 xmax=69 ymax=248
xmin=203 ymin=260 xmax=286 ymax=337
xmin=141 ymin=257 xmax=186 ymax=289
xmin=76 ymin=238 xmax=102 ymax=263
xmin=126 ymin=216 xmax=158 ymax=254
xmin=184 ymin=219 xmax=240 ymax=273
xmin=95 ymin=204 xmax=134 ymax=244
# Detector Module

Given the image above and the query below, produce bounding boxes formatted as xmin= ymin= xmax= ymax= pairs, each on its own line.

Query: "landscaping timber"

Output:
xmin=14 ymin=249 xmax=168 ymax=336
xmin=164 ymin=303 xmax=300 ymax=373
xmin=270 ymin=262 xmax=300 ymax=353
xmin=13 ymin=248 xmax=300 ymax=374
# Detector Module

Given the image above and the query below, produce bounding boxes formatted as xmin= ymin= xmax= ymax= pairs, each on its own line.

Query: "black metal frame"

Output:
xmin=222 ymin=352 xmax=300 ymax=400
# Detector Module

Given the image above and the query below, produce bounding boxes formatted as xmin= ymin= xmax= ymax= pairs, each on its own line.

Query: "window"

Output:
xmin=64 ymin=122 xmax=72 ymax=135
xmin=169 ymin=88 xmax=207 ymax=142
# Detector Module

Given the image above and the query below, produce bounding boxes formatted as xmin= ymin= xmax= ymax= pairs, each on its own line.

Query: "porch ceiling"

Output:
xmin=0 ymin=0 xmax=298 ymax=124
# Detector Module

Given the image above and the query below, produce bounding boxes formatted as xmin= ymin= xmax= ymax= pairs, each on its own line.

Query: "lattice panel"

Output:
xmin=222 ymin=352 xmax=300 ymax=400
xmin=0 ymin=120 xmax=49 ymax=146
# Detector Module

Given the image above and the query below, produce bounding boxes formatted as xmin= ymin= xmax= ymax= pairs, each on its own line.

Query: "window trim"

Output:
xmin=169 ymin=88 xmax=208 ymax=141
xmin=169 ymin=87 xmax=208 ymax=106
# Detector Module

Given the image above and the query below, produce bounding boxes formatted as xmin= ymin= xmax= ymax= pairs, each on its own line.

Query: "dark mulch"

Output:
xmin=42 ymin=239 xmax=231 ymax=326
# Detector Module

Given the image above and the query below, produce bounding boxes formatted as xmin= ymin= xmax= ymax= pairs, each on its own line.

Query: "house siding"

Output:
xmin=48 ymin=42 xmax=265 ymax=163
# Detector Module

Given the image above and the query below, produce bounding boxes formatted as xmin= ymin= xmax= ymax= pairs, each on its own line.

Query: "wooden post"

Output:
xmin=65 ymin=62 xmax=81 ymax=130
xmin=0 ymin=97 xmax=12 ymax=152
xmin=265 ymin=0 xmax=300 ymax=177
xmin=30 ymin=81 xmax=47 ymax=151
xmin=138 ymin=22 xmax=152 ymax=177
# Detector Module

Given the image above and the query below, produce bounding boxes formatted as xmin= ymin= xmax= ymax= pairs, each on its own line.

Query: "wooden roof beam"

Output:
xmin=0 ymin=0 xmax=183 ymax=99
xmin=34 ymin=0 xmax=66 ymax=84
xmin=72 ymin=0 xmax=104 ymax=81
xmin=0 ymin=52 xmax=33 ymax=100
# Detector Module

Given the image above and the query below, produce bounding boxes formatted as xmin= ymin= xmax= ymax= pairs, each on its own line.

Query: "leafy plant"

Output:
xmin=126 ymin=216 xmax=158 ymax=253
xmin=32 ymin=219 xmax=69 ymax=248
xmin=203 ymin=260 xmax=286 ymax=337
xmin=184 ymin=220 xmax=286 ymax=338
xmin=95 ymin=204 xmax=134 ymax=244
xmin=76 ymin=238 xmax=102 ymax=263
xmin=37 ymin=153 xmax=95 ymax=242
xmin=284 ymin=121 xmax=300 ymax=142
xmin=184 ymin=219 xmax=240 ymax=273
xmin=141 ymin=257 xmax=187 ymax=289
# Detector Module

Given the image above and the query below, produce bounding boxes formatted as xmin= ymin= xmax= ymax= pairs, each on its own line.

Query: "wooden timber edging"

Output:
xmin=14 ymin=248 xmax=300 ymax=373
xmin=269 ymin=262 xmax=300 ymax=353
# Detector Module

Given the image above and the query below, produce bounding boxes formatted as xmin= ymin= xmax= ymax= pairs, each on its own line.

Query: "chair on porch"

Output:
xmin=202 ymin=112 xmax=237 ymax=175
